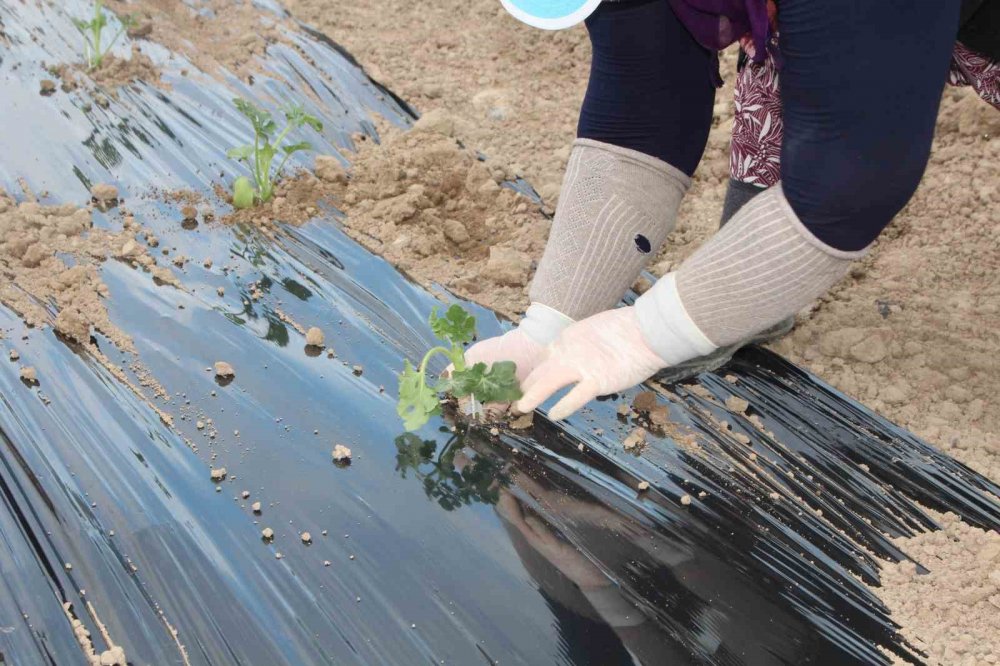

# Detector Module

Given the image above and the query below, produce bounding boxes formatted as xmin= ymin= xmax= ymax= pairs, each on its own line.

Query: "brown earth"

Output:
xmin=284 ymin=0 xmax=1000 ymax=661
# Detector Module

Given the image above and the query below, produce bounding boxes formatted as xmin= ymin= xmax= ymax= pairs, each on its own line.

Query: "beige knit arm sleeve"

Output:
xmin=635 ymin=184 xmax=869 ymax=363
xmin=528 ymin=139 xmax=690 ymax=323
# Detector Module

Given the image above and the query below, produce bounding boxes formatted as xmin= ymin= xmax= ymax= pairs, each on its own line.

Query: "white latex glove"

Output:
xmin=463 ymin=327 xmax=547 ymax=384
xmin=449 ymin=302 xmax=573 ymax=383
xmin=515 ymin=306 xmax=667 ymax=420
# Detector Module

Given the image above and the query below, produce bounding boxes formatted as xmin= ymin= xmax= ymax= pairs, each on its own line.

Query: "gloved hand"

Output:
xmin=515 ymin=306 xmax=667 ymax=420
xmin=452 ymin=302 xmax=574 ymax=383
xmin=444 ymin=303 xmax=574 ymax=414
xmin=463 ymin=327 xmax=547 ymax=384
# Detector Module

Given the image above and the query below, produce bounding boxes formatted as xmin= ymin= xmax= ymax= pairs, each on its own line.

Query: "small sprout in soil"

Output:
xmin=210 ymin=467 xmax=227 ymax=482
xmin=72 ymin=1 xmax=137 ymax=71
xmin=305 ymin=326 xmax=325 ymax=348
xmin=396 ymin=304 xmax=522 ymax=431
xmin=214 ymin=361 xmax=235 ymax=378
xmin=332 ymin=444 xmax=352 ymax=465
xmin=226 ymin=98 xmax=323 ymax=208
xmin=300 ymin=532 xmax=312 ymax=544
xmin=251 ymin=501 xmax=262 ymax=514
xmin=261 ymin=527 xmax=274 ymax=541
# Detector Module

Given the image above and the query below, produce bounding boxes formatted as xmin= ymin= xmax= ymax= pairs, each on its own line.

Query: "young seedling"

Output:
xmin=397 ymin=305 xmax=522 ymax=432
xmin=72 ymin=1 xmax=136 ymax=71
xmin=227 ymin=98 xmax=323 ymax=208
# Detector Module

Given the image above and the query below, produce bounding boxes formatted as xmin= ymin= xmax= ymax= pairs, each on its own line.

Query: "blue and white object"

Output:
xmin=500 ymin=0 xmax=602 ymax=29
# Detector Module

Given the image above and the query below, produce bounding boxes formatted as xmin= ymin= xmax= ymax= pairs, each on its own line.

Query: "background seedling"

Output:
xmin=227 ymin=98 xmax=323 ymax=208
xmin=72 ymin=1 xmax=136 ymax=71
xmin=397 ymin=304 xmax=521 ymax=431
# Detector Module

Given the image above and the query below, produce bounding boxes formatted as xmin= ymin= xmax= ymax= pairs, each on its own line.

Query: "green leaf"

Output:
xmin=233 ymin=98 xmax=276 ymax=136
xmin=281 ymin=141 xmax=312 ymax=156
xmin=442 ymin=361 xmax=522 ymax=403
xmin=226 ymin=145 xmax=254 ymax=161
xmin=284 ymin=105 xmax=323 ymax=132
xmin=429 ymin=304 xmax=476 ymax=346
xmin=302 ymin=115 xmax=323 ymax=132
xmin=258 ymin=142 xmax=276 ymax=166
xmin=397 ymin=360 xmax=441 ymax=432
xmin=232 ymin=176 xmax=255 ymax=209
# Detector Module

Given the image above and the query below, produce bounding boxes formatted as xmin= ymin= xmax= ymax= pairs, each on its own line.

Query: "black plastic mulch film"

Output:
xmin=0 ymin=2 xmax=997 ymax=665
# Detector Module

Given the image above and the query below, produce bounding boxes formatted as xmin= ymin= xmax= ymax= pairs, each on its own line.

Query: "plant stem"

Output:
xmin=252 ymin=132 xmax=262 ymax=201
xmin=418 ymin=346 xmax=457 ymax=378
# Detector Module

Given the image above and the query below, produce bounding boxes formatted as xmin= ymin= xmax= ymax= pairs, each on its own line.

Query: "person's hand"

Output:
xmin=463 ymin=327 xmax=547 ymax=384
xmin=442 ymin=327 xmax=548 ymax=417
xmin=515 ymin=306 xmax=666 ymax=420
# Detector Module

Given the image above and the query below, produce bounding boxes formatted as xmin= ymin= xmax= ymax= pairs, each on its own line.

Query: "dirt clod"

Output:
xmin=90 ymin=183 xmax=119 ymax=202
xmin=508 ymin=411 xmax=534 ymax=429
xmin=680 ymin=494 xmax=692 ymax=506
xmin=261 ymin=528 xmax=274 ymax=540
xmin=251 ymin=501 xmax=262 ymax=514
xmin=305 ymin=327 xmax=325 ymax=348
xmin=40 ymin=79 xmax=56 ymax=95
xmin=486 ymin=247 xmax=531 ymax=287
xmin=725 ymin=396 xmax=749 ymax=414
xmin=631 ymin=391 xmax=658 ymax=413
xmin=301 ymin=532 xmax=312 ymax=544
xmin=332 ymin=444 xmax=352 ymax=463
xmin=210 ymin=467 xmax=227 ymax=482
xmin=19 ymin=366 xmax=38 ymax=383
xmin=622 ymin=427 xmax=646 ymax=451
xmin=637 ymin=481 xmax=649 ymax=491
xmin=99 ymin=645 xmax=127 ymax=666
xmin=214 ymin=361 xmax=235 ymax=378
